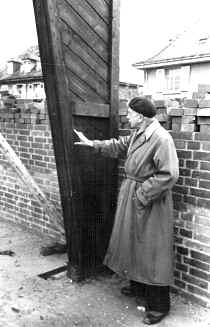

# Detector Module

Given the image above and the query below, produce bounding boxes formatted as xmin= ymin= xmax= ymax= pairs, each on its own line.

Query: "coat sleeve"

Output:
xmin=93 ymin=135 xmax=131 ymax=158
xmin=136 ymin=135 xmax=179 ymax=206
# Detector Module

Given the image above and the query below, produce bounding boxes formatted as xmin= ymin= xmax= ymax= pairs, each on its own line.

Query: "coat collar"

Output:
xmin=128 ymin=118 xmax=160 ymax=156
xmin=140 ymin=118 xmax=160 ymax=141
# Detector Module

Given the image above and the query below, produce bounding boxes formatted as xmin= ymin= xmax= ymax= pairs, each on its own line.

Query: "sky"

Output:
xmin=0 ymin=0 xmax=37 ymax=63
xmin=120 ymin=0 xmax=210 ymax=83
xmin=0 ymin=0 xmax=210 ymax=83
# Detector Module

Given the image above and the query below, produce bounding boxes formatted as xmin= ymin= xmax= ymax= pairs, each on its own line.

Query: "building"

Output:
xmin=133 ymin=19 xmax=210 ymax=100
xmin=0 ymin=48 xmax=45 ymax=101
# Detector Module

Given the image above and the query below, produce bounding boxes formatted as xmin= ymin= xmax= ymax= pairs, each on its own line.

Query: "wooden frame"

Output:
xmin=33 ymin=0 xmax=120 ymax=280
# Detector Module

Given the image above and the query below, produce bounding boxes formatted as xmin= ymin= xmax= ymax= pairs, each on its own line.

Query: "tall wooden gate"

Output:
xmin=33 ymin=0 xmax=120 ymax=280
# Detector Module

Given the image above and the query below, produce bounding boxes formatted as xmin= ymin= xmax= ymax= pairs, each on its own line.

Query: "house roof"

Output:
xmin=0 ymin=70 xmax=43 ymax=84
xmin=0 ymin=45 xmax=42 ymax=84
xmin=133 ymin=19 xmax=210 ymax=69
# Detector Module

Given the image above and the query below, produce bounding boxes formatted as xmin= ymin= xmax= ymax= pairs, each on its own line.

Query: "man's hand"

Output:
xmin=74 ymin=129 xmax=94 ymax=147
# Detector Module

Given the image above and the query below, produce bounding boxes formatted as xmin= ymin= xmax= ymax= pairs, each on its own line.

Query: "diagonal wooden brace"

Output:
xmin=0 ymin=132 xmax=65 ymax=243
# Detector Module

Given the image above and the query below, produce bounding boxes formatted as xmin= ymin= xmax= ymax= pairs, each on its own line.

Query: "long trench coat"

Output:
xmin=94 ymin=119 xmax=179 ymax=285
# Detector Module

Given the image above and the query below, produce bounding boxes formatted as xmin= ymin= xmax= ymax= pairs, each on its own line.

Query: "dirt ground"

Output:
xmin=0 ymin=219 xmax=210 ymax=327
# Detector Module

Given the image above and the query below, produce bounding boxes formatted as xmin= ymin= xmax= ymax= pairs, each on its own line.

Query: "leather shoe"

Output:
xmin=143 ymin=311 xmax=168 ymax=325
xmin=136 ymin=296 xmax=147 ymax=309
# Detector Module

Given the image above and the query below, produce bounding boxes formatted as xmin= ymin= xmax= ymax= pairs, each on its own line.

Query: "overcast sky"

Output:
xmin=0 ymin=0 xmax=209 ymax=83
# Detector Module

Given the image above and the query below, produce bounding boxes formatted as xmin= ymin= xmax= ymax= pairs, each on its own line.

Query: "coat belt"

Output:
xmin=125 ymin=174 xmax=147 ymax=183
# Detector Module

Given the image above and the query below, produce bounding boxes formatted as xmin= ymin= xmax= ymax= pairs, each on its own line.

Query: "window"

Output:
xmin=17 ymin=84 xmax=23 ymax=96
xmin=165 ymin=68 xmax=181 ymax=92
xmin=156 ymin=69 xmax=165 ymax=92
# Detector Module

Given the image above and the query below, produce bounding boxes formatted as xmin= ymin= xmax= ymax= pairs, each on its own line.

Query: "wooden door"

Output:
xmin=33 ymin=0 xmax=120 ymax=280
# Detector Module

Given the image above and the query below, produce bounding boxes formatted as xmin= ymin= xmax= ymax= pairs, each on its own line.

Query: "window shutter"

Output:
xmin=180 ymin=65 xmax=190 ymax=91
xmin=156 ymin=69 xmax=165 ymax=92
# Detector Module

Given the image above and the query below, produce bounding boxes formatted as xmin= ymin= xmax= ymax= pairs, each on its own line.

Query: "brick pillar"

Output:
xmin=168 ymin=99 xmax=198 ymax=132
xmin=154 ymin=100 xmax=171 ymax=130
xmin=197 ymin=100 xmax=210 ymax=134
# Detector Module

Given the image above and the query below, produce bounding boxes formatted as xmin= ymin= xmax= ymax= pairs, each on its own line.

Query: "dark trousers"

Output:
xmin=131 ymin=281 xmax=170 ymax=313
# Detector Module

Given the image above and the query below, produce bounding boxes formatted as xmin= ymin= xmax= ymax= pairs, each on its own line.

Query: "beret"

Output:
xmin=128 ymin=97 xmax=156 ymax=118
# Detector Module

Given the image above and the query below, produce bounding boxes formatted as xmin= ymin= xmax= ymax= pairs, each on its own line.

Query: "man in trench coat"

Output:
xmin=75 ymin=96 xmax=179 ymax=325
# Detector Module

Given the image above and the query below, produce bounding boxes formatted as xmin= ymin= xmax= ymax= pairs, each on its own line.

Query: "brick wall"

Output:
xmin=0 ymin=96 xmax=210 ymax=307
xmin=0 ymin=99 xmax=62 ymax=238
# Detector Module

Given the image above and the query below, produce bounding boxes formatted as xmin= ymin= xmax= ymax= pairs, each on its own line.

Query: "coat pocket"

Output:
xmin=133 ymin=192 xmax=150 ymax=242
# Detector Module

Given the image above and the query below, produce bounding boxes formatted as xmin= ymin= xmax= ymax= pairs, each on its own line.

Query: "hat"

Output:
xmin=128 ymin=97 xmax=156 ymax=118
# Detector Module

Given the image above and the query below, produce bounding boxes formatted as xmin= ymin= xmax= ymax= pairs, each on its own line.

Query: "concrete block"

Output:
xmin=154 ymin=100 xmax=166 ymax=108
xmin=172 ymin=122 xmax=181 ymax=132
xmin=31 ymin=118 xmax=37 ymax=124
xmin=119 ymin=107 xmax=128 ymax=116
xmin=167 ymin=108 xmax=183 ymax=116
xmin=30 ymin=107 xmax=40 ymax=114
xmin=183 ymin=108 xmax=197 ymax=116
xmin=119 ymin=99 xmax=128 ymax=115
xmin=199 ymin=100 xmax=210 ymax=108
xmin=172 ymin=117 xmax=181 ymax=124
xmin=120 ymin=116 xmax=128 ymax=123
xmin=0 ymin=100 xmax=5 ymax=109
xmin=182 ymin=116 xmax=196 ymax=124
xmin=197 ymin=108 xmax=210 ymax=116
xmin=22 ymin=113 xmax=31 ymax=119
xmin=181 ymin=124 xmax=196 ymax=132
xmin=39 ymin=114 xmax=47 ymax=120
xmin=156 ymin=113 xmax=168 ymax=122
xmin=157 ymin=108 xmax=167 ymax=115
xmin=183 ymin=99 xmax=199 ymax=108
xmin=172 ymin=116 xmax=196 ymax=132
xmin=192 ymin=92 xmax=200 ymax=99
xmin=197 ymin=117 xmax=210 ymax=125
xmin=19 ymin=103 xmax=31 ymax=112
xmin=198 ymin=84 xmax=210 ymax=93
xmin=200 ymin=125 xmax=210 ymax=134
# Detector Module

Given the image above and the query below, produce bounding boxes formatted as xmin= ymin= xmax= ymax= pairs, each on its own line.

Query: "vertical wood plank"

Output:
xmin=33 ymin=0 xmax=78 ymax=264
xmin=102 ymin=0 xmax=120 ymax=247
xmin=110 ymin=0 xmax=120 ymax=138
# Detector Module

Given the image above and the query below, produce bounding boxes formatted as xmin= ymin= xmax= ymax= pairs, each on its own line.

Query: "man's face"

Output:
xmin=127 ymin=108 xmax=143 ymax=128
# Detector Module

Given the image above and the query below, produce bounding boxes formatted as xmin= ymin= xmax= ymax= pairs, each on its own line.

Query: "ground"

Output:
xmin=0 ymin=219 xmax=210 ymax=327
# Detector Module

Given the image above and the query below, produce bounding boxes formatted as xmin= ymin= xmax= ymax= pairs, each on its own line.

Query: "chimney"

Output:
xmin=36 ymin=59 xmax=42 ymax=72
xmin=7 ymin=60 xmax=21 ymax=74
xmin=20 ymin=58 xmax=37 ymax=74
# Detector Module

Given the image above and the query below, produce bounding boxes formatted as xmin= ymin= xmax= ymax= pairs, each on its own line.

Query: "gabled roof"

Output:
xmin=134 ymin=19 xmax=210 ymax=69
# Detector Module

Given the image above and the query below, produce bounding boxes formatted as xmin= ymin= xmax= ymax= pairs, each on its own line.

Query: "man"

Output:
xmin=74 ymin=97 xmax=179 ymax=325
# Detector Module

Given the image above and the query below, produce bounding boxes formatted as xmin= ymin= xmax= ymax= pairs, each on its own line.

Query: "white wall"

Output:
xmin=144 ymin=62 xmax=210 ymax=99
xmin=189 ymin=62 xmax=210 ymax=93
xmin=144 ymin=69 xmax=157 ymax=95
